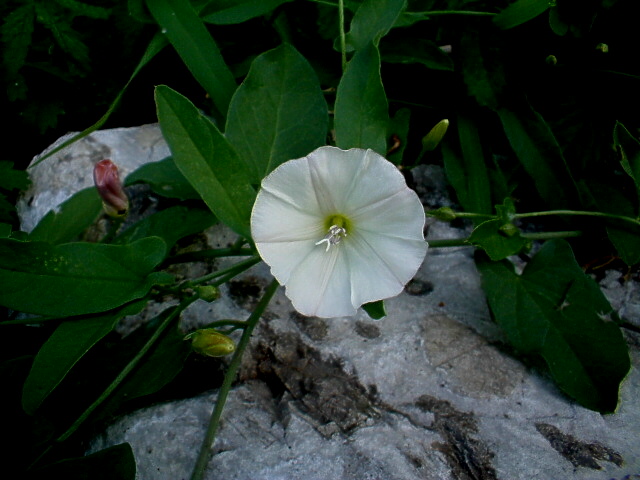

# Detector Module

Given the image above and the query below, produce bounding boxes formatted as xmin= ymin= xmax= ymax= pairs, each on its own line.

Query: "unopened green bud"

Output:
xmin=184 ymin=329 xmax=235 ymax=357
xmin=499 ymin=223 xmax=519 ymax=237
xmin=421 ymin=119 xmax=449 ymax=152
xmin=195 ymin=285 xmax=220 ymax=302
xmin=428 ymin=207 xmax=457 ymax=221
xmin=545 ymin=55 xmax=557 ymax=66
xmin=595 ymin=43 xmax=608 ymax=53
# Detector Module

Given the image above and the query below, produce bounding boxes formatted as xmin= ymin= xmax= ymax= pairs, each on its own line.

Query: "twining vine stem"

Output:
xmin=190 ymin=279 xmax=280 ymax=480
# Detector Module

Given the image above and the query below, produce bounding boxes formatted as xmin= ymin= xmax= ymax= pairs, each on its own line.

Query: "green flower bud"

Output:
xmin=195 ymin=285 xmax=220 ymax=302
xmin=421 ymin=119 xmax=449 ymax=152
xmin=595 ymin=43 xmax=608 ymax=53
xmin=545 ymin=55 xmax=558 ymax=66
xmin=184 ymin=329 xmax=235 ymax=357
xmin=498 ymin=222 xmax=520 ymax=237
xmin=427 ymin=207 xmax=457 ymax=221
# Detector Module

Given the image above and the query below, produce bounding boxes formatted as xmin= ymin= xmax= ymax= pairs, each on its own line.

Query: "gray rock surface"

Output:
xmin=21 ymin=126 xmax=640 ymax=480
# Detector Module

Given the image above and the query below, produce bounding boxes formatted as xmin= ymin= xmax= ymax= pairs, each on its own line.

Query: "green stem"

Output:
xmin=514 ymin=209 xmax=640 ymax=227
xmin=57 ymin=297 xmax=196 ymax=443
xmin=189 ymin=256 xmax=261 ymax=287
xmin=406 ymin=10 xmax=497 ymax=17
xmin=30 ymin=296 xmax=197 ymax=470
xmin=521 ymin=230 xmax=583 ymax=240
xmin=164 ymin=247 xmax=255 ymax=265
xmin=338 ymin=0 xmax=347 ymax=73
xmin=427 ymin=230 xmax=583 ymax=248
xmin=190 ymin=279 xmax=280 ymax=480
xmin=100 ymin=216 xmax=124 ymax=243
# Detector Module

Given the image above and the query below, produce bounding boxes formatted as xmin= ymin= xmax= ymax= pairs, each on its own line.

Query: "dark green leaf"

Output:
xmin=380 ymin=37 xmax=453 ymax=71
xmin=613 ymin=121 xmax=640 ymax=191
xmin=22 ymin=301 xmax=146 ymax=415
xmin=125 ymin=157 xmax=200 ymax=200
xmin=363 ymin=300 xmax=386 ymax=319
xmin=113 ymin=314 xmax=191 ymax=401
xmin=478 ymin=240 xmax=630 ymax=413
xmin=334 ymin=42 xmax=389 ymax=155
xmin=497 ymin=105 xmax=576 ymax=209
xmin=146 ymin=0 xmax=236 ymax=118
xmin=493 ymin=0 xmax=550 ymax=30
xmin=31 ymin=443 xmax=136 ymax=479
xmin=386 ymin=108 xmax=410 ymax=165
xmin=0 ymin=237 xmax=172 ymax=316
xmin=0 ymin=223 xmax=10 ymax=238
xmin=54 ymin=0 xmax=112 ymax=19
xmin=468 ymin=219 xmax=528 ymax=260
xmin=225 ymin=44 xmax=328 ymax=183
xmin=155 ymin=85 xmax=255 ymax=238
xmin=201 ymin=0 xmax=294 ymax=24
xmin=1 ymin=3 xmax=35 ymax=77
xmin=346 ymin=0 xmax=407 ymax=51
xmin=114 ymin=205 xmax=216 ymax=248
xmin=441 ymin=114 xmax=492 ymax=216
xmin=29 ymin=188 xmax=103 ymax=244
xmin=459 ymin=31 xmax=505 ymax=110
xmin=0 ymin=161 xmax=30 ymax=191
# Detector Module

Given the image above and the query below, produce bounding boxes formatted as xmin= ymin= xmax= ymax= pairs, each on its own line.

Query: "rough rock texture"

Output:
xmin=21 ymin=126 xmax=640 ymax=480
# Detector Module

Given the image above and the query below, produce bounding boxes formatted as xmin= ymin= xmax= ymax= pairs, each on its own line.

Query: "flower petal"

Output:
xmin=285 ymin=246 xmax=355 ymax=318
xmin=251 ymin=188 xmax=324 ymax=243
xmin=345 ymin=230 xmax=427 ymax=308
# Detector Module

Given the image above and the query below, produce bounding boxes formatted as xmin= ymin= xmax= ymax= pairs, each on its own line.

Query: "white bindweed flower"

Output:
xmin=251 ymin=146 xmax=427 ymax=318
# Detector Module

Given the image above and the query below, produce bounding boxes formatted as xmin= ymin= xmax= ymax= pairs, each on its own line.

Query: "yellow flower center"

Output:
xmin=316 ymin=214 xmax=350 ymax=252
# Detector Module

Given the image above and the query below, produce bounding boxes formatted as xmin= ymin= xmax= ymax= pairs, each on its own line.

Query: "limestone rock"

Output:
xmin=20 ymin=126 xmax=640 ymax=480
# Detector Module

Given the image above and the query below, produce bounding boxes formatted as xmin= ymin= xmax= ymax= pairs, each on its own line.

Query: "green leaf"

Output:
xmin=225 ymin=44 xmax=328 ymax=184
xmin=613 ymin=121 xmax=640 ymax=191
xmin=201 ymin=0 xmax=294 ymax=24
xmin=155 ymin=85 xmax=255 ymax=238
xmin=380 ymin=37 xmax=454 ymax=71
xmin=497 ymin=105 xmax=576 ymax=209
xmin=0 ymin=161 xmax=30 ymax=191
xmin=363 ymin=300 xmax=386 ymax=319
xmin=493 ymin=0 xmax=550 ymax=30
xmin=0 ymin=237 xmax=172 ymax=316
xmin=31 ymin=443 xmax=136 ymax=479
xmin=478 ymin=240 xmax=630 ymax=413
xmin=1 ymin=3 xmax=35 ymax=77
xmin=0 ymin=223 xmax=10 ymax=238
xmin=29 ymin=188 xmax=103 ymax=244
xmin=345 ymin=0 xmax=407 ymax=51
xmin=468 ymin=219 xmax=528 ymax=260
xmin=112 ymin=313 xmax=191 ymax=402
xmin=125 ymin=157 xmax=200 ymax=200
xmin=146 ymin=0 xmax=236 ymax=118
xmin=586 ymin=181 xmax=640 ymax=266
xmin=334 ymin=42 xmax=389 ymax=155
xmin=22 ymin=301 xmax=146 ymax=415
xmin=468 ymin=198 xmax=528 ymax=260
xmin=459 ymin=30 xmax=505 ymax=110
xmin=114 ymin=205 xmax=216 ymax=248
xmin=54 ymin=0 xmax=112 ymax=19
xmin=441 ymin=114 xmax=492 ymax=216
xmin=386 ymin=108 xmax=410 ymax=165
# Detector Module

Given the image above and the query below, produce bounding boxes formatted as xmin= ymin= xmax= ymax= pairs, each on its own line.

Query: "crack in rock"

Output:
xmin=535 ymin=422 xmax=624 ymax=470
xmin=243 ymin=324 xmax=379 ymax=435
xmin=416 ymin=395 xmax=497 ymax=480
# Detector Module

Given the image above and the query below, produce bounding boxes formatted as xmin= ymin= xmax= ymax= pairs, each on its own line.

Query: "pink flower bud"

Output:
xmin=93 ymin=159 xmax=129 ymax=217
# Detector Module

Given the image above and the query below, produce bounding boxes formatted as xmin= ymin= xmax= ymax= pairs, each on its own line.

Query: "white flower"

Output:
xmin=250 ymin=146 xmax=427 ymax=318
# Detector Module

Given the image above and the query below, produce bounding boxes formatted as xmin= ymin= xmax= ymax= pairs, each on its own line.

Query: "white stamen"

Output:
xmin=316 ymin=224 xmax=347 ymax=252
